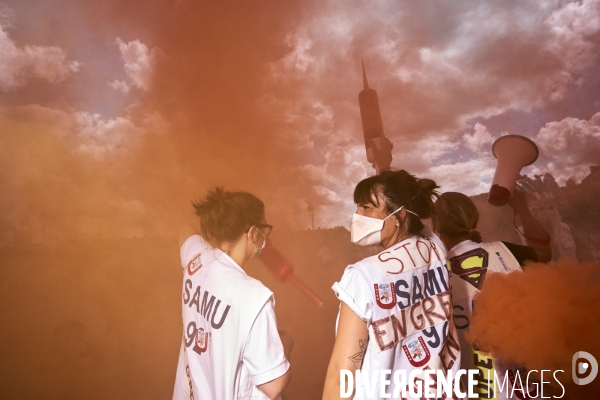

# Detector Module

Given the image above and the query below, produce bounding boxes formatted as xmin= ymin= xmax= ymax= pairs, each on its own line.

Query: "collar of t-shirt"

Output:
xmin=212 ymin=246 xmax=248 ymax=276
xmin=447 ymin=239 xmax=479 ymax=259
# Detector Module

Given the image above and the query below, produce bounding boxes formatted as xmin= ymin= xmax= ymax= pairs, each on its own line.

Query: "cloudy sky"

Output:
xmin=1 ymin=0 xmax=599 ymax=244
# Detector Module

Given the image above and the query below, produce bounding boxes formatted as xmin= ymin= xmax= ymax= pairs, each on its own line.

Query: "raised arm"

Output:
xmin=508 ymin=189 xmax=552 ymax=262
xmin=322 ymin=302 xmax=369 ymax=400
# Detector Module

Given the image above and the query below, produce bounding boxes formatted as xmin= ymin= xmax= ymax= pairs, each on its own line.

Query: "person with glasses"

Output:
xmin=172 ymin=187 xmax=292 ymax=400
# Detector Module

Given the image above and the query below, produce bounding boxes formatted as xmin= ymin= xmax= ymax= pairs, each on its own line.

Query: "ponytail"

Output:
xmin=353 ymin=170 xmax=440 ymax=236
xmin=433 ymin=192 xmax=482 ymax=243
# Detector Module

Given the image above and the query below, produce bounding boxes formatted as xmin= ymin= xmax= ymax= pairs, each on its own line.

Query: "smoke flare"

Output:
xmin=467 ymin=259 xmax=600 ymax=397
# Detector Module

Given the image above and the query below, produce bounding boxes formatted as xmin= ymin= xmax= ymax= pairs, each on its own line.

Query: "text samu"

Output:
xmin=183 ymin=279 xmax=231 ymax=329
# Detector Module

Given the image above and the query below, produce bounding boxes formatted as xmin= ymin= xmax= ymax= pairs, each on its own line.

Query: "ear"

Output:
xmin=398 ymin=208 xmax=408 ymax=222
xmin=247 ymin=226 xmax=260 ymax=243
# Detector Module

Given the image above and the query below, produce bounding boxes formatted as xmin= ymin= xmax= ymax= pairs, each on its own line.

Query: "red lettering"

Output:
xmin=390 ymin=311 xmax=408 ymax=342
xmin=185 ymin=365 xmax=195 ymax=400
xmin=436 ymin=291 xmax=451 ymax=319
xmin=430 ymin=241 xmax=442 ymax=261
xmin=438 ymin=331 xmax=460 ymax=372
xmin=409 ymin=301 xmax=425 ymax=330
xmin=422 ymin=297 xmax=445 ymax=325
xmin=394 ymin=243 xmax=416 ymax=267
xmin=446 ymin=332 xmax=460 ymax=360
xmin=416 ymin=240 xmax=432 ymax=263
xmin=372 ymin=317 xmax=395 ymax=351
xmin=378 ymin=251 xmax=405 ymax=274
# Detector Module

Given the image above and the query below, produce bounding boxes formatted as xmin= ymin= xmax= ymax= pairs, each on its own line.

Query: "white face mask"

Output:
xmin=249 ymin=228 xmax=266 ymax=259
xmin=351 ymin=206 xmax=405 ymax=246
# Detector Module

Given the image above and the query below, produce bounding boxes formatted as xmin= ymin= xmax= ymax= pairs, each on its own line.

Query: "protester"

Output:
xmin=432 ymin=189 xmax=552 ymax=398
xmin=323 ymin=170 xmax=463 ymax=399
xmin=172 ymin=187 xmax=292 ymax=400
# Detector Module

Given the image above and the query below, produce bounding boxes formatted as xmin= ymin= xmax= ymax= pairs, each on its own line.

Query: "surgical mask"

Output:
xmin=350 ymin=206 xmax=419 ymax=246
xmin=250 ymin=228 xmax=266 ymax=259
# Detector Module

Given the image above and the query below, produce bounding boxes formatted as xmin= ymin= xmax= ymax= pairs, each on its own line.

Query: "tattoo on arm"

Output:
xmin=348 ymin=339 xmax=368 ymax=369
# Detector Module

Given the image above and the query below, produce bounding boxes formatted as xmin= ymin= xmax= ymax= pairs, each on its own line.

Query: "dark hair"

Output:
xmin=433 ymin=192 xmax=482 ymax=243
xmin=193 ymin=187 xmax=264 ymax=243
xmin=353 ymin=170 xmax=440 ymax=236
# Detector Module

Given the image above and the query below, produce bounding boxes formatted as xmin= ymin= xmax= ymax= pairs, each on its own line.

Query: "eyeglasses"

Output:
xmin=259 ymin=224 xmax=273 ymax=236
xmin=246 ymin=224 xmax=273 ymax=236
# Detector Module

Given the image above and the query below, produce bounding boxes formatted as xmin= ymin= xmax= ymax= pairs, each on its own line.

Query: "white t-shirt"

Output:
xmin=333 ymin=228 xmax=464 ymax=399
xmin=448 ymin=240 xmax=536 ymax=399
xmin=172 ymin=235 xmax=289 ymax=400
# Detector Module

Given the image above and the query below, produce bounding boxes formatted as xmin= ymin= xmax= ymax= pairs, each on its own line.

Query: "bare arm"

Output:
xmin=322 ymin=302 xmax=369 ymax=400
xmin=258 ymin=369 xmax=292 ymax=399
xmin=508 ymin=189 xmax=552 ymax=263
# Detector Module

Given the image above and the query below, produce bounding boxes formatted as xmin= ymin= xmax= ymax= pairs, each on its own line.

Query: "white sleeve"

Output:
xmin=180 ymin=234 xmax=211 ymax=269
xmin=242 ymin=297 xmax=290 ymax=386
xmin=332 ymin=265 xmax=373 ymax=324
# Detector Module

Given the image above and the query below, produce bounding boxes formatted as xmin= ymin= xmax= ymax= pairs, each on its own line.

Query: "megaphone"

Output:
xmin=488 ymin=135 xmax=539 ymax=206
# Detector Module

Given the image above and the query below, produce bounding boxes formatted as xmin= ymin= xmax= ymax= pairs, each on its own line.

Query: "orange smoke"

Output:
xmin=467 ymin=259 xmax=600 ymax=397
xmin=0 ymin=1 xmax=310 ymax=245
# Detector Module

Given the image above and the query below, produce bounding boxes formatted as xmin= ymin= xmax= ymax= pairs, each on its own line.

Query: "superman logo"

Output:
xmin=448 ymin=248 xmax=489 ymax=290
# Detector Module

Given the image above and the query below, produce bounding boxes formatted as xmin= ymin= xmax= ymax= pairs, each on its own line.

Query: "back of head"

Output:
xmin=193 ymin=187 xmax=264 ymax=244
xmin=354 ymin=170 xmax=440 ymax=236
xmin=433 ymin=192 xmax=482 ymax=243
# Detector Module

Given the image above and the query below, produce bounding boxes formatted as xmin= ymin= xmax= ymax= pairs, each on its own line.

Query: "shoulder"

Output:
xmin=180 ymin=234 xmax=212 ymax=270
xmin=333 ymin=263 xmax=374 ymax=322
xmin=343 ymin=256 xmax=376 ymax=277
xmin=213 ymin=254 xmax=274 ymax=298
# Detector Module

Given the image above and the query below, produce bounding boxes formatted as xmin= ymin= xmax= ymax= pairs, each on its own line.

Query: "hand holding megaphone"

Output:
xmin=488 ymin=135 xmax=539 ymax=206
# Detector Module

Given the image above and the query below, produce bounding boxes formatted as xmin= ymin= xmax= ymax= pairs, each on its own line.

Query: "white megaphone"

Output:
xmin=488 ymin=135 xmax=539 ymax=206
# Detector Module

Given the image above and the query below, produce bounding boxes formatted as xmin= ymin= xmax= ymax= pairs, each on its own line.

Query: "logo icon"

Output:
xmin=572 ymin=351 xmax=598 ymax=385
xmin=193 ymin=328 xmax=210 ymax=355
xmin=402 ymin=336 xmax=431 ymax=367
xmin=448 ymin=248 xmax=489 ymax=290
xmin=374 ymin=283 xmax=397 ymax=309
xmin=187 ymin=253 xmax=203 ymax=275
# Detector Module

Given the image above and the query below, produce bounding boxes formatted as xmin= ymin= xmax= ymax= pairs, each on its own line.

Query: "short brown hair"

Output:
xmin=193 ymin=187 xmax=264 ymax=243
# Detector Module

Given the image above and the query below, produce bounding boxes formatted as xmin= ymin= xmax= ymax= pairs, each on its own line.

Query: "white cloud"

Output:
xmin=113 ymin=38 xmax=162 ymax=92
xmin=0 ymin=21 xmax=80 ymax=91
xmin=0 ymin=104 xmax=166 ymax=158
xmin=0 ymin=104 xmax=172 ymax=244
xmin=108 ymin=79 xmax=131 ymax=94
xmin=0 ymin=4 xmax=14 ymax=29
xmin=259 ymin=93 xmax=336 ymax=151
xmin=462 ymin=123 xmax=494 ymax=153
xmin=261 ymin=0 xmax=600 ymax=228
xmin=429 ymin=156 xmax=497 ymax=196
xmin=533 ymin=111 xmax=600 ymax=183
xmin=73 ymin=112 xmax=142 ymax=157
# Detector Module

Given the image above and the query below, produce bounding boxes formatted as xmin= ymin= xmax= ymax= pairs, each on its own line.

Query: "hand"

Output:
xmin=507 ymin=188 xmax=529 ymax=213
xmin=278 ymin=330 xmax=294 ymax=361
